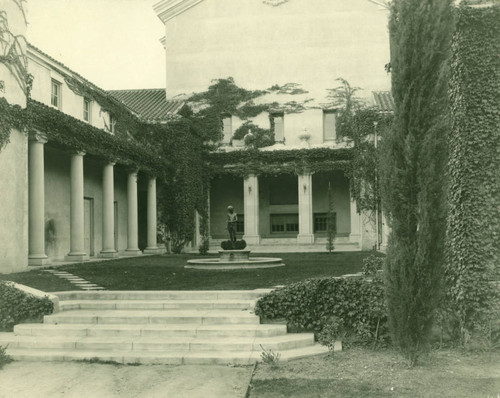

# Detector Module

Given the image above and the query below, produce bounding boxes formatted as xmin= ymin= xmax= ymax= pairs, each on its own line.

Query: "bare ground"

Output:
xmin=0 ymin=361 xmax=252 ymax=398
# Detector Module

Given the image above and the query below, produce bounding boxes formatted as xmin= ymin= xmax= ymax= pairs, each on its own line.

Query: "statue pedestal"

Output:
xmin=218 ymin=250 xmax=251 ymax=262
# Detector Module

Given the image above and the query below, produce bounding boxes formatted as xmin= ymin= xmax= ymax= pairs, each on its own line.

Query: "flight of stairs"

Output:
xmin=0 ymin=290 xmax=329 ymax=365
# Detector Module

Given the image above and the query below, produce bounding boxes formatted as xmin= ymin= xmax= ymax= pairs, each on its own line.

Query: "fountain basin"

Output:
xmin=185 ymin=249 xmax=285 ymax=270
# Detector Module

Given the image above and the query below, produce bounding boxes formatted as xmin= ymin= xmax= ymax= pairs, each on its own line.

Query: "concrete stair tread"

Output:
xmin=55 ymin=290 xmax=272 ymax=301
xmin=14 ymin=323 xmax=288 ymax=338
xmin=46 ymin=309 xmax=258 ymax=318
xmin=1 ymin=333 xmax=312 ymax=345
xmin=59 ymin=299 xmax=256 ymax=310
xmin=5 ymin=343 xmax=331 ymax=365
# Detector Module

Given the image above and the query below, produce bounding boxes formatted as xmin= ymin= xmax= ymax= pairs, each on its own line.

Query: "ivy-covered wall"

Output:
xmin=444 ymin=4 xmax=500 ymax=337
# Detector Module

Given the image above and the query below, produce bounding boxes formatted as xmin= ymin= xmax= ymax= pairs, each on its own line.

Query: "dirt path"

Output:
xmin=0 ymin=361 xmax=252 ymax=398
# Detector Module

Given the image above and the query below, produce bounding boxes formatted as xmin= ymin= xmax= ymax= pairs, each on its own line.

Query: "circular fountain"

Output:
xmin=185 ymin=249 xmax=285 ymax=270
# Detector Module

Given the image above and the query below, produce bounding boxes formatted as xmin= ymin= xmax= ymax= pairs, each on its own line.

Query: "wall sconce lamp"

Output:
xmin=248 ymin=185 xmax=252 ymax=194
xmin=303 ymin=184 xmax=307 ymax=193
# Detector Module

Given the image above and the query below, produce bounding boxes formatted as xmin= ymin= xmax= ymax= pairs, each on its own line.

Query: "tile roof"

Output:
xmin=372 ymin=91 xmax=394 ymax=112
xmin=108 ymin=89 xmax=184 ymax=122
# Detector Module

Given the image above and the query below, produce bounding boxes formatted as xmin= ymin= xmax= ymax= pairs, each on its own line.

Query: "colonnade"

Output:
xmin=27 ymin=135 xmax=160 ymax=265
xmin=241 ymin=173 xmax=361 ymax=245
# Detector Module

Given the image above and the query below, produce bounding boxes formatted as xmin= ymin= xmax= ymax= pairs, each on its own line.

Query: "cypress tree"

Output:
xmin=381 ymin=0 xmax=454 ymax=364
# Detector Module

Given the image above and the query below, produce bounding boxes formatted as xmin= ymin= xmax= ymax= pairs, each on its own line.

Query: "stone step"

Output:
xmin=0 ymin=333 xmax=313 ymax=352
xmin=14 ymin=323 xmax=287 ymax=338
xmin=43 ymin=310 xmax=260 ymax=325
xmin=55 ymin=290 xmax=271 ymax=301
xmin=4 ymin=343 xmax=330 ymax=365
xmin=58 ymin=299 xmax=256 ymax=311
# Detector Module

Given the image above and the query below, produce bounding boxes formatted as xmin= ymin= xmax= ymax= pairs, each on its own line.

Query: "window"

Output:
xmin=323 ymin=109 xmax=337 ymax=141
xmin=83 ymin=98 xmax=92 ymax=122
xmin=108 ymin=114 xmax=115 ymax=133
xmin=271 ymin=214 xmax=299 ymax=234
xmin=51 ymin=79 xmax=61 ymax=108
xmin=314 ymin=212 xmax=336 ymax=233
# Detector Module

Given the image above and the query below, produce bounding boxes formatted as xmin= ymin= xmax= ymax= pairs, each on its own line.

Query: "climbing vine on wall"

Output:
xmin=207 ymin=147 xmax=352 ymax=177
xmin=0 ymin=0 xmax=30 ymax=151
xmin=444 ymin=3 xmax=500 ymax=343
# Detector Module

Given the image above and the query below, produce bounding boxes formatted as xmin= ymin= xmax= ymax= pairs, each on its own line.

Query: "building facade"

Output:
xmin=154 ymin=0 xmax=392 ymax=251
xmin=0 ymin=2 xmax=162 ymax=274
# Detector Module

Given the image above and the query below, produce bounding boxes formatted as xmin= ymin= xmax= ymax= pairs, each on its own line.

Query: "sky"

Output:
xmin=26 ymin=0 xmax=166 ymax=90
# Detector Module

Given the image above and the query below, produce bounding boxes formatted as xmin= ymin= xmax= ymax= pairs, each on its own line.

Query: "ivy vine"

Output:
xmin=444 ymin=3 xmax=500 ymax=343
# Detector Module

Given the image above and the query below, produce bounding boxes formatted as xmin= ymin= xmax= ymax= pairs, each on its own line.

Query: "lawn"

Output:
xmin=250 ymin=348 xmax=500 ymax=398
xmin=0 ymin=252 xmax=377 ymax=292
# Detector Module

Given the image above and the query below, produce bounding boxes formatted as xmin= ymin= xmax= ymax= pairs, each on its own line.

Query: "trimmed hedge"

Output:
xmin=0 ymin=281 xmax=54 ymax=332
xmin=254 ymin=276 xmax=387 ymax=344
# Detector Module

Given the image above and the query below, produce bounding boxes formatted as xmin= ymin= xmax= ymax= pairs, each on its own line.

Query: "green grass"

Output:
xmin=0 ymin=270 xmax=76 ymax=292
xmin=250 ymin=348 xmax=500 ymax=398
xmin=0 ymin=252 xmax=376 ymax=292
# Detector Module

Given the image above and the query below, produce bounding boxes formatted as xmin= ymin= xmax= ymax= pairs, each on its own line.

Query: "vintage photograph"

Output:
xmin=0 ymin=0 xmax=499 ymax=396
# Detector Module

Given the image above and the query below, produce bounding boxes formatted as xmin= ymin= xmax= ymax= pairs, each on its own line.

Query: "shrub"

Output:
xmin=0 ymin=345 xmax=12 ymax=369
xmin=254 ymin=276 xmax=388 ymax=346
xmin=0 ymin=281 xmax=54 ymax=332
xmin=220 ymin=239 xmax=246 ymax=250
xmin=362 ymin=254 xmax=384 ymax=276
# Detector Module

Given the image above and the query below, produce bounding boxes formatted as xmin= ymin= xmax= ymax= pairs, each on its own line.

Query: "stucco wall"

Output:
xmin=0 ymin=0 xmax=29 ymax=274
xmin=312 ymin=171 xmax=350 ymax=235
xmin=210 ymin=176 xmax=244 ymax=239
xmin=28 ymin=52 xmax=114 ymax=132
xmin=44 ymin=147 xmax=130 ymax=260
xmin=0 ymin=129 xmax=29 ymax=274
xmin=161 ymin=0 xmax=390 ymax=100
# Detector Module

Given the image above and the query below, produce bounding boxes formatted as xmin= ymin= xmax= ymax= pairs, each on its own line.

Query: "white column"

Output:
xmin=66 ymin=151 xmax=88 ymax=261
xmin=243 ymin=174 xmax=260 ymax=245
xmin=194 ymin=211 xmax=202 ymax=248
xmin=100 ymin=161 xmax=118 ymax=257
xmin=297 ymin=173 xmax=314 ymax=244
xmin=380 ymin=211 xmax=390 ymax=252
xmin=125 ymin=170 xmax=142 ymax=256
xmin=144 ymin=176 xmax=160 ymax=253
xmin=349 ymin=197 xmax=362 ymax=245
xmin=28 ymin=134 xmax=50 ymax=265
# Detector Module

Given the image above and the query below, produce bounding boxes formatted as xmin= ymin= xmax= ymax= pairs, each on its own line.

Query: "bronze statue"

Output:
xmin=227 ymin=205 xmax=237 ymax=243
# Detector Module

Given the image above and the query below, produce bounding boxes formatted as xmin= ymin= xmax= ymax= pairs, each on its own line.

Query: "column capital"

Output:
xmin=71 ymin=150 xmax=86 ymax=157
xmin=29 ymin=132 xmax=48 ymax=144
xmin=126 ymin=167 xmax=139 ymax=175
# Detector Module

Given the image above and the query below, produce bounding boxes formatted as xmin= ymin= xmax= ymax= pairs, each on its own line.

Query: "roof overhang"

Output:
xmin=153 ymin=0 xmax=206 ymax=23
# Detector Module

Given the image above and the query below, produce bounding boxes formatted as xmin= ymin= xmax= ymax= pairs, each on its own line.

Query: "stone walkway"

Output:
xmin=43 ymin=269 xmax=104 ymax=291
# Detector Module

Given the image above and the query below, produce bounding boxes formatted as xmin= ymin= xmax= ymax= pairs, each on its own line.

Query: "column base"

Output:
xmin=143 ymin=247 xmax=161 ymax=254
xmin=65 ymin=252 xmax=89 ymax=262
xmin=28 ymin=255 xmax=51 ymax=266
xmin=297 ymin=234 xmax=315 ymax=244
xmin=125 ymin=249 xmax=143 ymax=257
xmin=99 ymin=250 xmax=119 ymax=258
xmin=242 ymin=235 xmax=261 ymax=245
xmin=349 ymin=234 xmax=361 ymax=244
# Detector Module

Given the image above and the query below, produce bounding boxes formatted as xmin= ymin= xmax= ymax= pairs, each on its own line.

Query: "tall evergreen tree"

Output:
xmin=381 ymin=0 xmax=454 ymax=363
